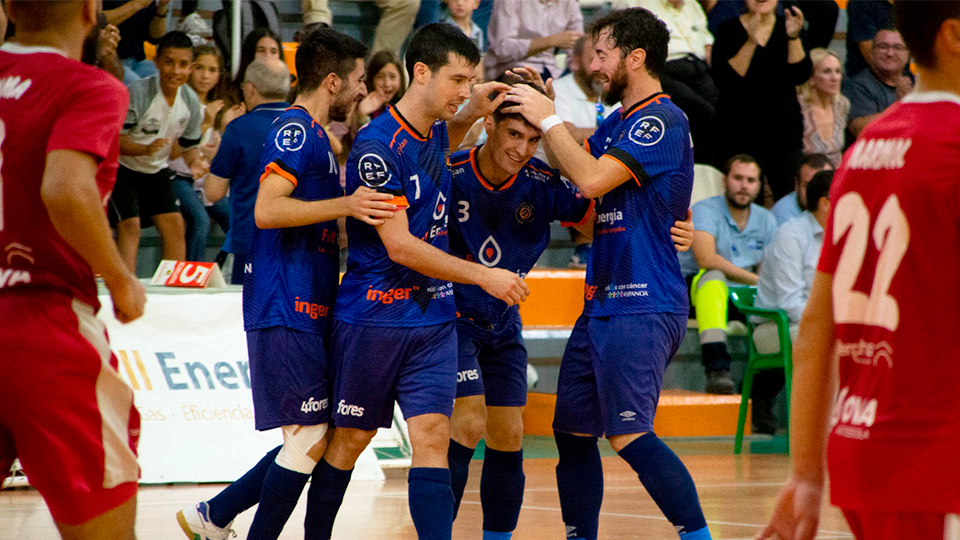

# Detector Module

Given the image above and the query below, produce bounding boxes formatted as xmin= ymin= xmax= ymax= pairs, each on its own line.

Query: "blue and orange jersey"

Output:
xmin=582 ymin=92 xmax=693 ymax=317
xmin=449 ymin=147 xmax=592 ymax=323
xmin=335 ymin=106 xmax=456 ymax=327
xmin=243 ymin=106 xmax=342 ymax=336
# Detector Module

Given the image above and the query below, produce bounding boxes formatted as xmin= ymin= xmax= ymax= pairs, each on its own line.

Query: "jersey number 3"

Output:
xmin=832 ymin=192 xmax=909 ymax=332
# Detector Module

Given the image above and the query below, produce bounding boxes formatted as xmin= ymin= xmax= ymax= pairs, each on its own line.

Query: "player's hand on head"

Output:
xmin=462 ymin=80 xmax=512 ymax=119
xmin=672 ymin=209 xmax=695 ymax=252
xmin=502 ymin=85 xmax=556 ymax=128
xmin=347 ymin=186 xmax=398 ymax=225
xmin=107 ymin=272 xmax=147 ymax=324
xmin=755 ymin=476 xmax=823 ymax=540
xmin=506 ymin=66 xmax=555 ymax=100
xmin=480 ymin=268 xmax=529 ymax=306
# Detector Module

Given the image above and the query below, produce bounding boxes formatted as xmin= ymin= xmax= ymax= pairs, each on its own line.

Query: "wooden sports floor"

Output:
xmin=0 ymin=438 xmax=852 ymax=539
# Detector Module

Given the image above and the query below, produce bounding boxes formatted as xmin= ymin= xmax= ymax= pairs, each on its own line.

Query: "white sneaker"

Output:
xmin=176 ymin=502 xmax=236 ymax=540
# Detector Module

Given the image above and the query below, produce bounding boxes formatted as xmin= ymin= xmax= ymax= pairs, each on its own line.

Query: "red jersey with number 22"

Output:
xmin=0 ymin=44 xmax=128 ymax=310
xmin=818 ymin=92 xmax=960 ymax=513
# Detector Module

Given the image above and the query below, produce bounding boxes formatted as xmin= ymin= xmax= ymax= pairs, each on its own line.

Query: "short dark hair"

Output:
xmin=796 ymin=153 xmax=833 ymax=178
xmin=724 ymin=153 xmax=761 ymax=177
xmin=804 ymin=170 xmax=834 ymax=212
xmin=490 ymin=78 xmax=547 ymax=128
xmin=295 ymin=27 xmax=368 ymax=95
xmin=156 ymin=31 xmax=194 ymax=60
xmin=894 ymin=1 xmax=960 ymax=69
xmin=405 ymin=23 xmax=481 ymax=81
xmin=588 ymin=8 xmax=669 ymax=78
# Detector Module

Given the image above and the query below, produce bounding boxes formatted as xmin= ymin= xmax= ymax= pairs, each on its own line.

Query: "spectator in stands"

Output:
xmin=485 ymin=0 xmax=582 ymax=82
xmin=843 ymin=26 xmax=912 ymax=140
xmin=205 ymin=58 xmax=291 ymax=284
xmin=618 ymin=0 xmax=719 ymax=164
xmin=303 ymin=0 xmax=421 ymax=58
xmin=89 ymin=13 xmax=124 ymax=80
xmin=171 ymin=44 xmax=230 ymax=262
xmin=704 ymin=0 xmax=838 ymax=51
xmin=356 ymin=50 xmax=406 ymax=122
xmin=679 ymin=154 xmax=777 ymax=394
xmin=225 ymin=27 xmax=285 ymax=107
xmin=444 ymin=0 xmax=484 ymax=52
xmin=799 ymin=48 xmax=848 ymax=167
xmin=771 ymin=153 xmax=832 ymax=226
xmin=751 ymin=169 xmax=833 ymax=433
xmin=844 ymin=0 xmax=893 ymax=78
xmin=103 ymin=0 xmax=169 ymax=84
xmin=110 ymin=31 xmax=205 ymax=273
xmin=547 ymin=37 xmax=618 ymax=269
xmin=712 ymin=0 xmax=811 ymax=201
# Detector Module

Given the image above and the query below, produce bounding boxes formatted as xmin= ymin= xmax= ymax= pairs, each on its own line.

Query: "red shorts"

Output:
xmin=0 ymin=290 xmax=140 ymax=525
xmin=843 ymin=510 xmax=960 ymax=540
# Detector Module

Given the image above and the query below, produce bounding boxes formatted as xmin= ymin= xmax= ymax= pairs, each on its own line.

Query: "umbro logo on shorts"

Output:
xmin=619 ymin=411 xmax=637 ymax=421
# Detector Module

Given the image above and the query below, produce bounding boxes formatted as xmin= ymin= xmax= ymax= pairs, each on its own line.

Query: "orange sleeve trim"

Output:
xmin=261 ymin=162 xmax=298 ymax=187
xmin=561 ymin=199 xmax=596 ymax=228
xmin=584 ymin=138 xmax=591 ymax=153
xmin=388 ymin=196 xmax=409 ymax=209
xmin=601 ymin=154 xmax=642 ymax=187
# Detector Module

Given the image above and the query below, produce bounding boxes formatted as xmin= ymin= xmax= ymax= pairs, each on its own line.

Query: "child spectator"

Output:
xmin=444 ymin=0 xmax=484 ymax=51
xmin=109 ymin=31 xmax=206 ymax=272
xmin=170 ymin=44 xmax=230 ymax=262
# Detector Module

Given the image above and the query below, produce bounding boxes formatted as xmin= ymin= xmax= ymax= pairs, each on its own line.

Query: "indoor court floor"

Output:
xmin=0 ymin=438 xmax=852 ymax=539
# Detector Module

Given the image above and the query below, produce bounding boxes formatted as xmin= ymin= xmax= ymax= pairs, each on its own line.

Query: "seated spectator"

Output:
xmin=678 ymin=154 xmax=777 ymax=394
xmin=355 ymin=50 xmax=406 ymax=122
xmin=843 ymin=26 xmax=913 ymax=140
xmin=444 ymin=0 xmax=484 ymax=51
xmin=798 ymin=48 xmax=848 ymax=167
xmin=844 ymin=0 xmax=893 ymax=78
xmin=619 ymin=0 xmax=719 ymax=164
xmin=771 ymin=153 xmax=832 ymax=225
xmin=751 ymin=169 xmax=833 ymax=433
xmin=485 ymin=0 xmax=582 ymax=82
xmin=546 ymin=36 xmax=618 ymax=269
xmin=704 ymin=0 xmax=838 ymax=51
xmin=204 ymin=58 xmax=291 ymax=284
xmin=103 ymin=0 xmax=169 ymax=84
xmin=303 ymin=0 xmax=420 ymax=58
xmin=109 ymin=31 xmax=205 ymax=273
xmin=224 ymin=27 xmax=285 ymax=107
xmin=712 ymin=0 xmax=812 ymax=201
xmin=170 ymin=44 xmax=230 ymax=262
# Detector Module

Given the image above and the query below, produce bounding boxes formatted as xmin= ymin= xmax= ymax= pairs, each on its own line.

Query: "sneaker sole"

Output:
xmin=176 ymin=510 xmax=201 ymax=540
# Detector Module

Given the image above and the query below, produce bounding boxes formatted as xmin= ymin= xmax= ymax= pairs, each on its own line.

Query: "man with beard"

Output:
xmin=0 ymin=1 xmax=146 ymax=538
xmin=176 ymin=28 xmax=398 ymax=540
xmin=678 ymin=154 xmax=777 ymax=396
xmin=503 ymin=8 xmax=713 ymax=540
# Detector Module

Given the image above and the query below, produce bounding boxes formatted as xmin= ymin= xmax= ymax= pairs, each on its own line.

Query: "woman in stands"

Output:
xmin=170 ymin=44 xmax=230 ymax=262
xmin=224 ymin=27 xmax=285 ymax=108
xmin=798 ymin=47 xmax=849 ymax=167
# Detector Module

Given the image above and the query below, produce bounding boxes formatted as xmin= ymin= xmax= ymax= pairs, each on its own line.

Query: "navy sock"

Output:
xmin=207 ymin=445 xmax=281 ymax=528
xmin=304 ymin=459 xmax=353 ymax=540
xmin=247 ymin=462 xmax=310 ymax=540
xmin=448 ymin=439 xmax=476 ymax=519
xmin=480 ymin=448 xmax=524 ymax=534
xmin=554 ymin=432 xmax=602 ymax=540
xmin=408 ymin=467 xmax=454 ymax=540
xmin=617 ymin=433 xmax=709 ymax=537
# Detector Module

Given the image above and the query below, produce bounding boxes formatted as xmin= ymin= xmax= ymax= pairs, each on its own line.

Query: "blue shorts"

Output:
xmin=455 ymin=312 xmax=528 ymax=407
xmin=553 ymin=313 xmax=686 ymax=437
xmin=247 ymin=326 xmax=332 ymax=431
xmin=332 ymin=321 xmax=457 ymax=430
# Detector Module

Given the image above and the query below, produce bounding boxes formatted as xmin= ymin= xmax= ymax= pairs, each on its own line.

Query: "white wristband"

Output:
xmin=539 ymin=114 xmax=563 ymax=133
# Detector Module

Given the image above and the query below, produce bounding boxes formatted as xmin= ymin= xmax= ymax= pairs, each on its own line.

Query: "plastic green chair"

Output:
xmin=728 ymin=286 xmax=793 ymax=454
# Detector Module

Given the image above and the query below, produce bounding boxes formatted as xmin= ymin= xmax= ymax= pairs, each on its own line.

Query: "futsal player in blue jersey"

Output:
xmin=504 ymin=8 xmax=714 ymax=540
xmin=177 ymin=29 xmax=399 ymax=540
xmin=302 ymin=23 xmax=530 ymax=540
xmin=445 ymin=79 xmax=695 ymax=540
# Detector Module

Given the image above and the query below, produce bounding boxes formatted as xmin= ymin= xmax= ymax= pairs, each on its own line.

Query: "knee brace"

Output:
xmin=276 ymin=424 xmax=328 ymax=474
xmin=691 ymin=269 xmax=728 ymax=340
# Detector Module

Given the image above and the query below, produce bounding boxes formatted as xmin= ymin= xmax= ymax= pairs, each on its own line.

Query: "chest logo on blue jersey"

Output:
xmin=516 ymin=202 xmax=535 ymax=224
xmin=358 ymin=153 xmax=391 ymax=187
xmin=275 ymin=122 xmax=306 ymax=152
xmin=433 ymin=191 xmax=448 ymax=220
xmin=628 ymin=116 xmax=665 ymax=147
xmin=478 ymin=236 xmax=502 ymax=267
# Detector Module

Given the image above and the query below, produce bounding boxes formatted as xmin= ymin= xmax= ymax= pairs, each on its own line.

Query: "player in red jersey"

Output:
xmin=758 ymin=2 xmax=960 ymax=540
xmin=0 ymin=2 xmax=146 ymax=538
